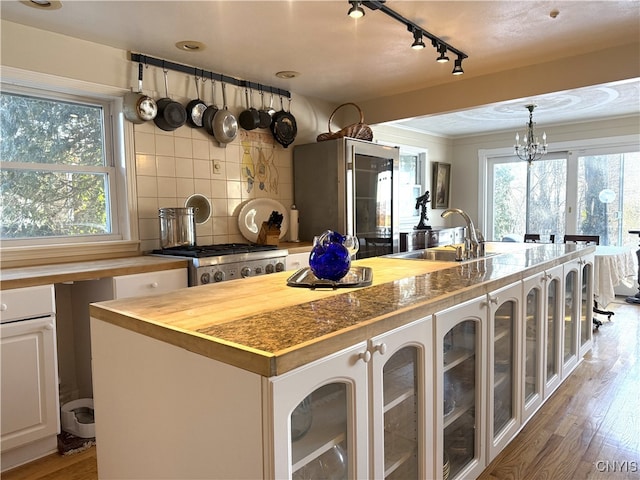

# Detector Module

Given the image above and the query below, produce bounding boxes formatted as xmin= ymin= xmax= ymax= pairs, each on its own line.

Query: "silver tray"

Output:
xmin=287 ymin=266 xmax=373 ymax=289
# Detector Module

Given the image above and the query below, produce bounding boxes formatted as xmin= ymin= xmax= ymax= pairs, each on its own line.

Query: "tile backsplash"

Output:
xmin=134 ymin=121 xmax=293 ymax=251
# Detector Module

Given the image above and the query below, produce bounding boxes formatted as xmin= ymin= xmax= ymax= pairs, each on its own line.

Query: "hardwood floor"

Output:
xmin=3 ymin=301 xmax=639 ymax=480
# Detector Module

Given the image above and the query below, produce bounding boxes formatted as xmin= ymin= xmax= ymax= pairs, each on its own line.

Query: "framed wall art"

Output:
xmin=431 ymin=162 xmax=451 ymax=209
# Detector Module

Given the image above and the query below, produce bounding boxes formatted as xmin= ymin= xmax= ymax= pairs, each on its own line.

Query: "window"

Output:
xmin=576 ymin=151 xmax=640 ymax=247
xmin=397 ymin=150 xmax=427 ymax=230
xmin=1 ymin=80 xmax=130 ymax=250
xmin=488 ymin=154 xmax=567 ymax=242
xmin=484 ymin=142 xmax=640 ymax=247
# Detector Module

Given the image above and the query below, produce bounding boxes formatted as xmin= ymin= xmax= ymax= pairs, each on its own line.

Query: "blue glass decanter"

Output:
xmin=308 ymin=230 xmax=359 ymax=282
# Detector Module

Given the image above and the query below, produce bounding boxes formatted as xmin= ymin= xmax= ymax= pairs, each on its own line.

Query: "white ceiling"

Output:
xmin=1 ymin=0 xmax=639 ymax=137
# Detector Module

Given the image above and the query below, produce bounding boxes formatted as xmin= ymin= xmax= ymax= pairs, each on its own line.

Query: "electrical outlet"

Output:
xmin=212 ymin=160 xmax=222 ymax=175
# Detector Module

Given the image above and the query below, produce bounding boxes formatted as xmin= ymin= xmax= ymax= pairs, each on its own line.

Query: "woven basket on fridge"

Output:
xmin=316 ymin=102 xmax=373 ymax=142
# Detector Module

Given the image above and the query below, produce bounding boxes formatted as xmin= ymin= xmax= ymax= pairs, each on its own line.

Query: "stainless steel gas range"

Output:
xmin=152 ymin=244 xmax=288 ymax=286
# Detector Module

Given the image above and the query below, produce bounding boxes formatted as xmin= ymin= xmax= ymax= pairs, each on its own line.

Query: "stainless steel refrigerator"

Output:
xmin=293 ymin=137 xmax=400 ymax=259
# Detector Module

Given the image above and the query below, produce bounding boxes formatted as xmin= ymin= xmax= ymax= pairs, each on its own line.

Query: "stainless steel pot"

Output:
xmin=159 ymin=207 xmax=196 ymax=249
xmin=123 ymin=63 xmax=157 ymax=124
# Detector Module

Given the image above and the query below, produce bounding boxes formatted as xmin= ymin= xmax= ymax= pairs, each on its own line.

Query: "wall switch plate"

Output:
xmin=212 ymin=160 xmax=222 ymax=175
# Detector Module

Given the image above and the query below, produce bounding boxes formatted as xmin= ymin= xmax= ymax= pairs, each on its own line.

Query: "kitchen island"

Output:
xmin=89 ymin=242 xmax=595 ymax=479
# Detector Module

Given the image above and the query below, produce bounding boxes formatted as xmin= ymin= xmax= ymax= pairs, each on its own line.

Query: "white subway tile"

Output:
xmin=155 ymin=134 xmax=175 ymax=156
xmin=134 ymin=132 xmax=156 ymax=155
xmin=136 ymin=154 xmax=157 ymax=176
xmin=137 ymin=175 xmax=158 ymax=197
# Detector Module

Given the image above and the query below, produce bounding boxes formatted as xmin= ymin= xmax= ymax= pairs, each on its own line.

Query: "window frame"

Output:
xmin=0 ymin=66 xmax=139 ymax=266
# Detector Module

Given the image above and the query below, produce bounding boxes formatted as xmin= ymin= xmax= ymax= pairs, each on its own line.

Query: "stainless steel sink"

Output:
xmin=386 ymin=249 xmax=500 ymax=262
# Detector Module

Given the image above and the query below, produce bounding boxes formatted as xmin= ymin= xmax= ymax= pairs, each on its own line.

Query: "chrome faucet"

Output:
xmin=441 ymin=208 xmax=482 ymax=259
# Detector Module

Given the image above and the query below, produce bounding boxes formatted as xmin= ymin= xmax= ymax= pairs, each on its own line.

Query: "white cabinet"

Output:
xmin=111 ymin=269 xmax=188 ymax=299
xmin=434 ymin=281 xmax=524 ymax=476
xmin=434 ymin=297 xmax=487 ymax=480
xmin=486 ymin=282 xmax=521 ymax=462
xmin=1 ymin=285 xmax=59 ymax=470
xmin=562 ymin=259 xmax=582 ymax=377
xmin=543 ymin=266 xmax=564 ymax=398
xmin=521 ymin=271 xmax=545 ymax=421
xmin=286 ymin=252 xmax=310 ymax=272
xmin=370 ymin=318 xmax=433 ymax=479
xmin=578 ymin=253 xmax=594 ymax=358
xmin=269 ymin=316 xmax=433 ymax=479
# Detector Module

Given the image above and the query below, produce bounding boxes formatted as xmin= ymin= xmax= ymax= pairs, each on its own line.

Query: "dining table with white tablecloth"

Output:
xmin=593 ymin=246 xmax=637 ymax=308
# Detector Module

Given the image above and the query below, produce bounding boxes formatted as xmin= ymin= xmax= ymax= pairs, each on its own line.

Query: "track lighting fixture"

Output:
xmin=452 ymin=57 xmax=464 ymax=75
xmin=411 ymin=28 xmax=425 ymax=50
xmin=347 ymin=1 xmax=467 ymax=75
xmin=436 ymin=44 xmax=449 ymax=63
xmin=347 ymin=1 xmax=365 ymax=19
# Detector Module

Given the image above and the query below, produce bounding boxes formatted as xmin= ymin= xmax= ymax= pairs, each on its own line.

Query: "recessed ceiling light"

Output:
xmin=175 ymin=41 xmax=206 ymax=52
xmin=275 ymin=71 xmax=300 ymax=79
xmin=20 ymin=0 xmax=62 ymax=10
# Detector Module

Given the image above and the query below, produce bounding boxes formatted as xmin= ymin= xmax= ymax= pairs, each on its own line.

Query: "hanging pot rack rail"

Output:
xmin=130 ymin=52 xmax=291 ymax=99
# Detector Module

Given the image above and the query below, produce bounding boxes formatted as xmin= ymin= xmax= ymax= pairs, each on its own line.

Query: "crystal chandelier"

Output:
xmin=514 ymin=104 xmax=547 ymax=165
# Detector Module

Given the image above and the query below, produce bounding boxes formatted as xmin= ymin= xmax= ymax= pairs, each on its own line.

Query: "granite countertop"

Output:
xmin=89 ymin=243 xmax=593 ymax=377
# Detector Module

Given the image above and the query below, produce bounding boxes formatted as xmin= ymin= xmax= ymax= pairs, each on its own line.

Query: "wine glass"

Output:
xmin=343 ymin=235 xmax=359 ymax=259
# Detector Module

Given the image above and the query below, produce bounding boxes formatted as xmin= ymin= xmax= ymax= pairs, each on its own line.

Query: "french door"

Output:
xmin=486 ymin=148 xmax=639 ymax=247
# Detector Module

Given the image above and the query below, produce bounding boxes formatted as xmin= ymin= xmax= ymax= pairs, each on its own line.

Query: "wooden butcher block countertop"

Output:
xmin=89 ymin=243 xmax=593 ymax=377
xmin=0 ymin=256 xmax=189 ymax=290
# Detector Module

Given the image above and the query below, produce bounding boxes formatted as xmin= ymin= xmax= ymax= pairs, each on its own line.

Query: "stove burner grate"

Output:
xmin=153 ymin=243 xmax=278 ymax=258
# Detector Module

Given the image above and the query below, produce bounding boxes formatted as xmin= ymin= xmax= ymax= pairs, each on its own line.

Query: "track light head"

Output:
xmin=348 ymin=1 xmax=365 ymax=18
xmin=452 ymin=57 xmax=464 ymax=75
xmin=436 ymin=44 xmax=449 ymax=63
xmin=411 ymin=28 xmax=425 ymax=50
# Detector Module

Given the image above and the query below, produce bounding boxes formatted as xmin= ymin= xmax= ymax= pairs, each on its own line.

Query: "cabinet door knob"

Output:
xmin=0 ymin=303 xmax=7 ymax=311
xmin=489 ymin=296 xmax=499 ymax=305
xmin=150 ymin=282 xmax=159 ymax=288
xmin=358 ymin=350 xmax=371 ymax=363
xmin=373 ymin=343 xmax=387 ymax=355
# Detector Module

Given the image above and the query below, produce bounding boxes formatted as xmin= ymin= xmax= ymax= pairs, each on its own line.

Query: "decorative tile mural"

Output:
xmin=134 ymin=123 xmax=293 ymax=251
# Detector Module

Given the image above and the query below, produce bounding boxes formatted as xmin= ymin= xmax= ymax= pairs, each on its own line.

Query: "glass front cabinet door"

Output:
xmin=269 ymin=316 xmax=432 ymax=480
xmin=578 ymin=254 xmax=594 ymax=357
xmin=269 ymin=342 xmax=369 ymax=480
xmin=370 ymin=317 xmax=433 ymax=479
xmin=521 ymin=272 xmax=546 ymax=423
xmin=485 ymin=283 xmax=521 ymax=463
xmin=434 ymin=297 xmax=487 ymax=480
xmin=543 ymin=265 xmax=564 ymax=398
xmin=562 ymin=260 xmax=581 ymax=378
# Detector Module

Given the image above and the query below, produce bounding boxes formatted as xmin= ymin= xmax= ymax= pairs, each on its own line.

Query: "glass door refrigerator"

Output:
xmin=293 ymin=137 xmax=400 ymax=259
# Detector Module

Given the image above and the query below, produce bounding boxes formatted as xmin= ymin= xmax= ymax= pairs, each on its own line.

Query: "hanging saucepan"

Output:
xmin=123 ymin=62 xmax=157 ymax=124
xmin=239 ymin=87 xmax=260 ymax=131
xmin=202 ymin=78 xmax=219 ymax=137
xmin=271 ymin=96 xmax=297 ymax=148
xmin=154 ymin=69 xmax=187 ymax=132
xmin=257 ymin=88 xmax=272 ymax=129
xmin=185 ymin=75 xmax=207 ymax=128
xmin=212 ymin=82 xmax=238 ymax=148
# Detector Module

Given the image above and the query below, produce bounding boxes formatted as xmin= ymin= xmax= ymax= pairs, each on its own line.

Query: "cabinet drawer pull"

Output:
xmin=373 ymin=343 xmax=387 ymax=355
xmin=358 ymin=350 xmax=371 ymax=363
xmin=0 ymin=303 xmax=7 ymax=311
xmin=150 ymin=282 xmax=159 ymax=288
